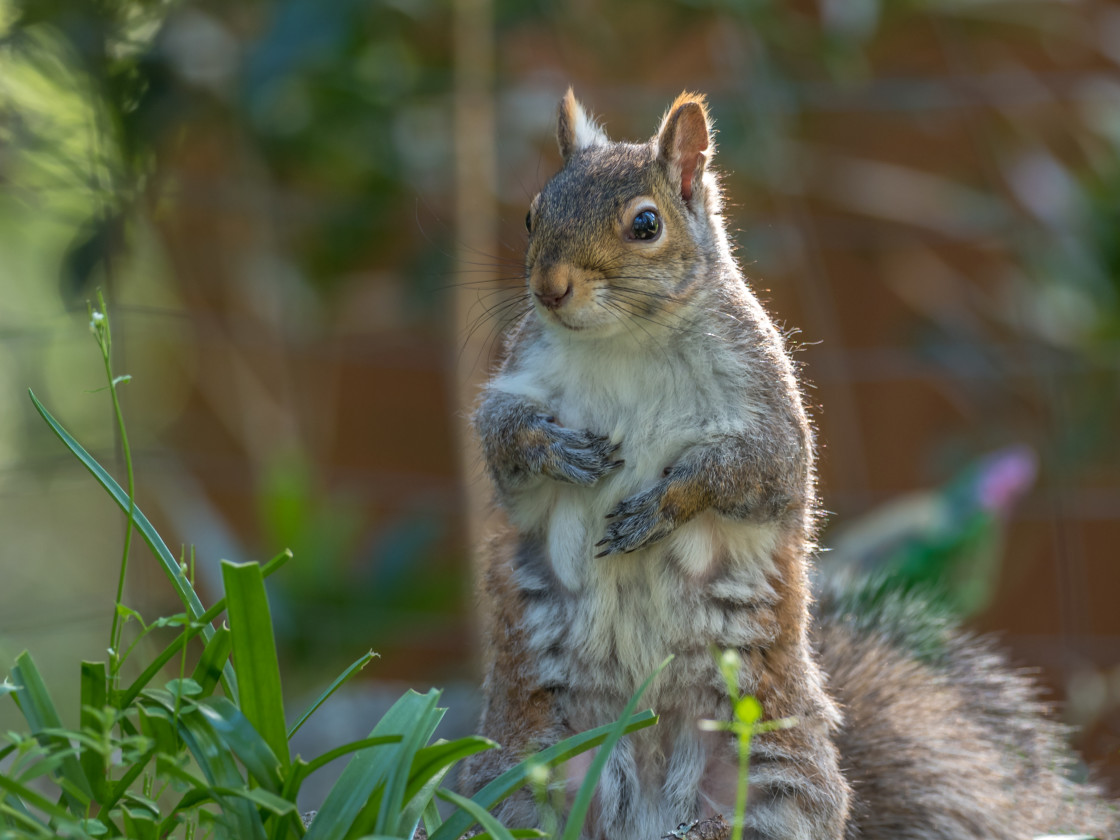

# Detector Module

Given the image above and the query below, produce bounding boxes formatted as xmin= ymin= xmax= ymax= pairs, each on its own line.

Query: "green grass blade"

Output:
xmin=191 ymin=626 xmax=233 ymax=697
xmin=199 ymin=696 xmax=284 ymax=793
xmin=436 ymin=789 xmax=518 ymax=840
xmin=79 ymin=661 xmax=108 ymax=801
xmin=367 ymin=691 xmax=444 ymax=837
xmin=397 ymin=735 xmax=495 ymax=838
xmin=29 ymin=391 xmax=208 ymax=628
xmin=399 ymin=761 xmax=452 ymax=838
xmin=118 ymin=552 xmax=282 ymax=708
xmin=561 ymin=657 xmax=671 ymax=840
xmin=102 ymin=748 xmax=155 ymax=813
xmin=1 ymin=794 xmax=48 ymax=835
xmin=421 ymin=797 xmax=442 ymax=837
xmin=29 ymin=389 xmax=239 ymax=701
xmin=0 ymin=771 xmax=73 ymax=822
xmin=304 ymin=689 xmax=440 ymax=840
xmin=296 ymin=736 xmax=404 ymax=780
xmin=347 ymin=690 xmax=443 ymax=839
xmin=288 ymin=650 xmax=377 ymax=740
xmin=143 ymin=690 xmax=266 ymax=840
xmin=209 ymin=786 xmax=299 ymax=817
xmin=221 ymin=560 xmax=291 ymax=770
xmin=9 ymin=652 xmax=92 ymax=816
xmin=426 ymin=709 xmax=658 ymax=840
xmin=405 ymin=737 xmax=495 ymax=805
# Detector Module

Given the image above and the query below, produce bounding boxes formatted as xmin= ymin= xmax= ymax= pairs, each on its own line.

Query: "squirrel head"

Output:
xmin=525 ymin=89 xmax=724 ymax=336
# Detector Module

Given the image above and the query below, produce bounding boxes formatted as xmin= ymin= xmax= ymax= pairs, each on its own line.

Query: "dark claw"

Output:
xmin=611 ymin=460 xmax=625 ymax=468
xmin=611 ymin=441 xmax=623 ymax=453
xmin=594 ymin=539 xmax=608 ymax=547
xmin=594 ymin=549 xmax=610 ymax=558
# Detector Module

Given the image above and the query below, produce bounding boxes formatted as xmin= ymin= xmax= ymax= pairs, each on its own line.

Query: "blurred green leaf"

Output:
xmin=9 ymin=651 xmax=92 ymax=816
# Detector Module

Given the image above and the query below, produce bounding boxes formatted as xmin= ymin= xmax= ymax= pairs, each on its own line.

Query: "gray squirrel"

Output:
xmin=459 ymin=89 xmax=1119 ymax=840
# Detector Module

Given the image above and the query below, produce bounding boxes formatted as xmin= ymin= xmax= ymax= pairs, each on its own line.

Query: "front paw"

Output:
xmin=595 ymin=471 xmax=713 ymax=557
xmin=594 ymin=481 xmax=677 ymax=556
xmin=537 ymin=419 xmax=622 ymax=487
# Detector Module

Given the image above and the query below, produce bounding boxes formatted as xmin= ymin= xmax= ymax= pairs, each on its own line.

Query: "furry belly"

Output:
xmin=518 ymin=500 xmax=783 ymax=705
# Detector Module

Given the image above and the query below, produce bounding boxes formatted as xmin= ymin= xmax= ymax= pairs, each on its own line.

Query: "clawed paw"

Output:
xmin=595 ymin=481 xmax=677 ymax=556
xmin=539 ymin=420 xmax=622 ymax=487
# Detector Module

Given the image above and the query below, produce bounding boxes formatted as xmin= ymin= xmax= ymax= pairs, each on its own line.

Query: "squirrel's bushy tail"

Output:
xmin=813 ymin=574 xmax=1119 ymax=840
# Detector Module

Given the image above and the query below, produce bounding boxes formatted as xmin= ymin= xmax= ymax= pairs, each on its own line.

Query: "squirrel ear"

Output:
xmin=655 ymin=92 xmax=712 ymax=207
xmin=557 ymin=87 xmax=608 ymax=161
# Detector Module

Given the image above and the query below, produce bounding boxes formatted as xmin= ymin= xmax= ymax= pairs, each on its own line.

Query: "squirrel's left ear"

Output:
xmin=558 ymin=87 xmax=608 ymax=162
xmin=656 ymin=92 xmax=712 ymax=208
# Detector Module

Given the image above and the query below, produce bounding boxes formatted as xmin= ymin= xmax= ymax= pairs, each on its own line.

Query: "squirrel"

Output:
xmin=459 ymin=90 xmax=1119 ymax=840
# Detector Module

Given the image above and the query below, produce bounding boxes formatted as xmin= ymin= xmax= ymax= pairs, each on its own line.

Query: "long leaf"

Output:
xmin=0 ymin=795 xmax=50 ymax=835
xmin=221 ymin=560 xmax=291 ymax=770
xmin=365 ymin=691 xmax=444 ymax=838
xmin=192 ymin=626 xmax=233 ymax=697
xmin=29 ymin=390 xmax=239 ymax=702
xmin=436 ymin=789 xmax=518 ymax=840
xmin=9 ymin=652 xmax=92 ymax=816
xmin=117 ymin=550 xmax=290 ymax=709
xmin=426 ymin=709 xmax=658 ymax=840
xmin=209 ymin=786 xmax=299 ymax=817
xmin=199 ymin=696 xmax=284 ymax=793
xmin=288 ymin=650 xmax=376 ymax=740
xmin=0 ymin=771 xmax=74 ymax=823
xmin=102 ymin=748 xmax=156 ymax=813
xmin=143 ymin=689 xmax=266 ymax=840
xmin=294 ymin=736 xmax=405 ymax=782
xmin=399 ymin=761 xmax=452 ymax=839
xmin=405 ymin=737 xmax=495 ymax=805
xmin=304 ymin=689 xmax=440 ymax=840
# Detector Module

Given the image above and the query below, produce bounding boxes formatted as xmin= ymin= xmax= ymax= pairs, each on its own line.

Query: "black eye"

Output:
xmin=525 ymin=210 xmax=532 ymax=233
xmin=630 ymin=209 xmax=660 ymax=241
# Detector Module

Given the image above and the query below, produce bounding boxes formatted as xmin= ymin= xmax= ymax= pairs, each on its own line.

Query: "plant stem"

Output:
xmin=732 ymin=726 xmax=751 ymax=840
xmin=94 ymin=290 xmax=136 ymax=685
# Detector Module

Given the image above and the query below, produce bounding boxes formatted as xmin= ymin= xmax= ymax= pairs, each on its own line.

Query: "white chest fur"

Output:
xmin=493 ymin=327 xmax=781 ymax=700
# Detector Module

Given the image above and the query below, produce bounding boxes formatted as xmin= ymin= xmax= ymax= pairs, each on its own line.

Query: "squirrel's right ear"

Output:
xmin=656 ymin=92 xmax=712 ymax=208
xmin=557 ymin=88 xmax=608 ymax=161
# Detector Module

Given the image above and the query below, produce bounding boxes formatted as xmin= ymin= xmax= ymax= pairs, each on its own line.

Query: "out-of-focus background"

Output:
xmin=2 ymin=0 xmax=1118 ymax=796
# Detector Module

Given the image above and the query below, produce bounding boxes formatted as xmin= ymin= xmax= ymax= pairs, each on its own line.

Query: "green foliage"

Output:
xmin=1 ymin=305 xmax=659 ymax=839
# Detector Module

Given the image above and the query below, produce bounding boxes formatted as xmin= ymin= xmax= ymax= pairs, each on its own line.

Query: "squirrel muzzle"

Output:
xmin=530 ymin=262 xmax=581 ymax=313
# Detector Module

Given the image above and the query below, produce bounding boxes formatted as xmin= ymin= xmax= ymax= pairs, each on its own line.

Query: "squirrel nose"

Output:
xmin=535 ymin=282 xmax=573 ymax=311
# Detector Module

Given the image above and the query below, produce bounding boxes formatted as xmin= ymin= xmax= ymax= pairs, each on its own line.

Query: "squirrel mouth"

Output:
xmin=539 ymin=305 xmax=585 ymax=331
